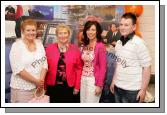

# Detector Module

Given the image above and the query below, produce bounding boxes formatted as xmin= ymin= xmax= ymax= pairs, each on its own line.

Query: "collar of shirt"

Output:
xmin=114 ymin=32 xmax=118 ymax=36
xmin=58 ymin=43 xmax=69 ymax=53
xmin=120 ymin=32 xmax=135 ymax=46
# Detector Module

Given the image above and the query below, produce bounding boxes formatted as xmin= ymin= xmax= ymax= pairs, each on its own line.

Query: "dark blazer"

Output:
xmin=106 ymin=31 xmax=121 ymax=44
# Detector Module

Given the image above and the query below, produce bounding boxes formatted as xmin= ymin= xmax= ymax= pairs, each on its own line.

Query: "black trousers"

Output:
xmin=99 ymin=85 xmax=115 ymax=103
xmin=46 ymin=82 xmax=80 ymax=103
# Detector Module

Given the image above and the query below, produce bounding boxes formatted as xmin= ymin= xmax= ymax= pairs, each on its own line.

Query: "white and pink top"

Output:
xmin=81 ymin=49 xmax=95 ymax=77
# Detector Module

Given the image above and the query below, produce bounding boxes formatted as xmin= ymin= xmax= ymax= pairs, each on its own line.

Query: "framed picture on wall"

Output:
xmin=45 ymin=34 xmax=56 ymax=46
xmin=29 ymin=5 xmax=54 ymax=20
xmin=36 ymin=21 xmax=47 ymax=39
xmin=43 ymin=25 xmax=57 ymax=47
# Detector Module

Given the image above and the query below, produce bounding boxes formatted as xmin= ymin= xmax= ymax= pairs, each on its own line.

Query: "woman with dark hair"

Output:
xmin=80 ymin=21 xmax=106 ymax=103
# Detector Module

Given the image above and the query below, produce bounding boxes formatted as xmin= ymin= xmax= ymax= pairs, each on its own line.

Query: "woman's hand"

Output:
xmin=35 ymin=79 xmax=44 ymax=89
xmin=110 ymin=82 xmax=115 ymax=94
xmin=95 ymin=86 xmax=102 ymax=95
xmin=73 ymin=88 xmax=79 ymax=95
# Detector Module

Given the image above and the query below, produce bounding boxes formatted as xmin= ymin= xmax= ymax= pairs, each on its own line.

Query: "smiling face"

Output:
xmin=119 ymin=18 xmax=136 ymax=38
xmin=111 ymin=24 xmax=117 ymax=33
xmin=57 ymin=28 xmax=69 ymax=44
xmin=21 ymin=19 xmax=37 ymax=41
xmin=86 ymin=25 xmax=97 ymax=41
xmin=22 ymin=25 xmax=37 ymax=41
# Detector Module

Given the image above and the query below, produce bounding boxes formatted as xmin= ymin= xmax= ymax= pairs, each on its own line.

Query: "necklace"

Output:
xmin=23 ymin=39 xmax=36 ymax=52
xmin=58 ymin=43 xmax=69 ymax=53
xmin=88 ymin=39 xmax=96 ymax=51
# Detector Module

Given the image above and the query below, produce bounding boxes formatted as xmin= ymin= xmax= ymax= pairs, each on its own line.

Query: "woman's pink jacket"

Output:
xmin=45 ymin=43 xmax=83 ymax=90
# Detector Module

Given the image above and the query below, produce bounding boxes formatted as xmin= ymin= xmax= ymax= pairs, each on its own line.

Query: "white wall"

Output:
xmin=140 ymin=5 xmax=155 ymax=74
xmin=5 ymin=21 xmax=16 ymax=38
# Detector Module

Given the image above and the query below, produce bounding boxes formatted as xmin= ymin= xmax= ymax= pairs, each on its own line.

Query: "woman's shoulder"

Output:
xmin=12 ymin=39 xmax=23 ymax=47
xmin=96 ymin=42 xmax=105 ymax=48
xmin=34 ymin=39 xmax=42 ymax=45
xmin=45 ymin=43 xmax=57 ymax=50
xmin=70 ymin=43 xmax=79 ymax=48
xmin=35 ymin=39 xmax=42 ymax=43
xmin=69 ymin=43 xmax=81 ymax=53
xmin=70 ymin=43 xmax=80 ymax=50
xmin=14 ymin=38 xmax=22 ymax=43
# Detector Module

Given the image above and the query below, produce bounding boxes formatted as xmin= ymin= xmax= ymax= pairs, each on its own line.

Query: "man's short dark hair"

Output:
xmin=121 ymin=12 xmax=137 ymax=25
xmin=111 ymin=21 xmax=119 ymax=28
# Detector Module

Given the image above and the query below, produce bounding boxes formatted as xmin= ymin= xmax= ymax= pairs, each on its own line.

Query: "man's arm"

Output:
xmin=136 ymin=66 xmax=151 ymax=102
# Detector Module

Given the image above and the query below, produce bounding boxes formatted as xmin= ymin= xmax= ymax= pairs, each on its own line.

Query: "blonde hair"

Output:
xmin=55 ymin=23 xmax=72 ymax=39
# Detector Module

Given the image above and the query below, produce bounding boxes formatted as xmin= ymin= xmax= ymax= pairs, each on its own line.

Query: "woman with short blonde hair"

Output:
xmin=45 ymin=23 xmax=83 ymax=103
xmin=55 ymin=23 xmax=72 ymax=39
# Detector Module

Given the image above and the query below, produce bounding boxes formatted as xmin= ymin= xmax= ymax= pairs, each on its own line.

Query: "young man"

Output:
xmin=106 ymin=21 xmax=121 ymax=47
xmin=110 ymin=12 xmax=151 ymax=103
